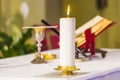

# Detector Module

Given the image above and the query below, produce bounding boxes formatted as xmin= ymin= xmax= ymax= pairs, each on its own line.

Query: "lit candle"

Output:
xmin=59 ymin=5 xmax=76 ymax=66
xmin=67 ymin=4 xmax=70 ymax=17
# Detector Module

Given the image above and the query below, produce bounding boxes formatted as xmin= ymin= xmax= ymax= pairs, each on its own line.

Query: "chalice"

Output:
xmin=22 ymin=26 xmax=56 ymax=64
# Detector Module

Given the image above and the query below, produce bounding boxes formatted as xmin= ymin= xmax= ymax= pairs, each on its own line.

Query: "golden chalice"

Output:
xmin=22 ymin=26 xmax=56 ymax=64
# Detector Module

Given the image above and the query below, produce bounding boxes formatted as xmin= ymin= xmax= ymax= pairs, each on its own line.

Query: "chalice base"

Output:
xmin=31 ymin=57 xmax=47 ymax=64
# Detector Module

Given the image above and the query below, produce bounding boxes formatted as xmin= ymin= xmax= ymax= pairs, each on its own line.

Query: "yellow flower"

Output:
xmin=11 ymin=24 xmax=22 ymax=44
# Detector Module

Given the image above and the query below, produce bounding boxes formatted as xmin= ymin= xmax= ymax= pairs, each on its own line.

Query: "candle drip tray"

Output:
xmin=55 ymin=66 xmax=80 ymax=75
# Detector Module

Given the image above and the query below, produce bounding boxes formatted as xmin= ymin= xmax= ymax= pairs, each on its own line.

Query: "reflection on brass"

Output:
xmin=55 ymin=66 xmax=79 ymax=75
xmin=35 ymin=53 xmax=56 ymax=61
xmin=75 ymin=58 xmax=86 ymax=62
xmin=41 ymin=54 xmax=56 ymax=60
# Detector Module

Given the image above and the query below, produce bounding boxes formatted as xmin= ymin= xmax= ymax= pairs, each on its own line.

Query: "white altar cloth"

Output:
xmin=0 ymin=49 xmax=120 ymax=80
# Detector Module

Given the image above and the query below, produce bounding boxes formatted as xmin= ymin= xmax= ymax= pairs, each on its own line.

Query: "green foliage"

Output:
xmin=0 ymin=11 xmax=36 ymax=58
xmin=0 ymin=29 xmax=36 ymax=58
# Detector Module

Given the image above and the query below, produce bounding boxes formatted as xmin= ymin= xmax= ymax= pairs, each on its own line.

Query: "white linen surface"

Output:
xmin=0 ymin=49 xmax=120 ymax=80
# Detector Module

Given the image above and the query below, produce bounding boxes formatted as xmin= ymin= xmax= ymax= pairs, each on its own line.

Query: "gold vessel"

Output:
xmin=35 ymin=53 xmax=56 ymax=61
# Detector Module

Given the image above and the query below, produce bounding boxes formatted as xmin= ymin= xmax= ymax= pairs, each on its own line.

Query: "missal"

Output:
xmin=75 ymin=15 xmax=114 ymax=47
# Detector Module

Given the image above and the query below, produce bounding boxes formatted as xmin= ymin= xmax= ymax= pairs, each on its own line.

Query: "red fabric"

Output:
xmin=79 ymin=22 xmax=114 ymax=48
xmin=41 ymin=39 xmax=48 ymax=50
xmin=41 ymin=24 xmax=59 ymax=50
xmin=50 ymin=35 xmax=59 ymax=49
xmin=85 ymin=28 xmax=95 ymax=55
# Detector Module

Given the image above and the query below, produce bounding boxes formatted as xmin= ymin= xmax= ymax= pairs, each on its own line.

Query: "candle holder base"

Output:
xmin=31 ymin=57 xmax=47 ymax=64
xmin=55 ymin=66 xmax=79 ymax=75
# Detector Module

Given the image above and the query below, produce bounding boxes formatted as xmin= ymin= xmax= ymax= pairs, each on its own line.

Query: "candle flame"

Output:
xmin=67 ymin=4 xmax=70 ymax=17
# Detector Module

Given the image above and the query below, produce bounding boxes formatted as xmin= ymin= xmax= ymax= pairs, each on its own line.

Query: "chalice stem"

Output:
xmin=37 ymin=41 xmax=42 ymax=58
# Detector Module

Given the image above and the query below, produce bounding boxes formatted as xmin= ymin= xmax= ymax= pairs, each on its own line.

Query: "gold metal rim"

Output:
xmin=55 ymin=65 xmax=79 ymax=71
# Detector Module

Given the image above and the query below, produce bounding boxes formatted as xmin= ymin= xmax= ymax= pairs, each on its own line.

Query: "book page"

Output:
xmin=75 ymin=15 xmax=113 ymax=47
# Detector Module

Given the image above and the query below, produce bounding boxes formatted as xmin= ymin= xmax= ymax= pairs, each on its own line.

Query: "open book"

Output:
xmin=75 ymin=15 xmax=114 ymax=47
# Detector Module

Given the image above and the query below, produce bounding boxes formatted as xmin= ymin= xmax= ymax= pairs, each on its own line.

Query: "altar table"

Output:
xmin=0 ymin=48 xmax=120 ymax=80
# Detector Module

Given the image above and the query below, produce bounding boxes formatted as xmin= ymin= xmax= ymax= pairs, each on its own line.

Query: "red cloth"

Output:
xmin=41 ymin=24 xmax=59 ymax=51
xmin=85 ymin=28 xmax=95 ymax=55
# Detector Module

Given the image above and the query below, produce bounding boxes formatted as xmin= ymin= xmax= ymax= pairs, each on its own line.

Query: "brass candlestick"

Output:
xmin=55 ymin=66 xmax=79 ymax=75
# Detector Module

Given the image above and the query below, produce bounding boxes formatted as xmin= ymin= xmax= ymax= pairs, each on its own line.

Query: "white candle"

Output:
xmin=60 ymin=18 xmax=76 ymax=66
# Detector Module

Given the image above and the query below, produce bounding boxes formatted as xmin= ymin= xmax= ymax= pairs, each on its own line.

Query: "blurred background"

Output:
xmin=0 ymin=0 xmax=120 ymax=58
